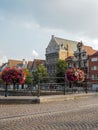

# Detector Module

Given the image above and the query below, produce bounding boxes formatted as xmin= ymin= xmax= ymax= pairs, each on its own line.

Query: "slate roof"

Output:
xmin=54 ymin=36 xmax=78 ymax=51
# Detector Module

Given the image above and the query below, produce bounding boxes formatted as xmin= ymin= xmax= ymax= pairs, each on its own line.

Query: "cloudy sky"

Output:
xmin=0 ymin=0 xmax=98 ymax=64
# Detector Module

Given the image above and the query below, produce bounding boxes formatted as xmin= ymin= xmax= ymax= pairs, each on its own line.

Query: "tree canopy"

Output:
xmin=55 ymin=60 xmax=68 ymax=83
xmin=23 ymin=69 xmax=33 ymax=86
xmin=33 ymin=64 xmax=48 ymax=85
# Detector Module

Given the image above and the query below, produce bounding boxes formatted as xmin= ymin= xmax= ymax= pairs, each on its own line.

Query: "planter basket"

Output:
xmin=66 ymin=68 xmax=85 ymax=82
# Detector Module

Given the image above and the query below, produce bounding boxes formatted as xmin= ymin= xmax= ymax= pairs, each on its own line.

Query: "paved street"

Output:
xmin=0 ymin=95 xmax=98 ymax=130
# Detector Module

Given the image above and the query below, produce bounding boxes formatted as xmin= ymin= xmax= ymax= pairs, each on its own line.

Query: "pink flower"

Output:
xmin=1 ymin=67 xmax=24 ymax=85
xmin=66 ymin=68 xmax=85 ymax=82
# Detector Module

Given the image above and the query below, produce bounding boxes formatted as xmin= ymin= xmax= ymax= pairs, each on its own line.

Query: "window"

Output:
xmin=92 ymin=74 xmax=98 ymax=80
xmin=69 ymin=63 xmax=72 ymax=68
xmin=92 ymin=75 xmax=94 ymax=80
xmin=91 ymin=58 xmax=97 ymax=62
xmin=91 ymin=66 xmax=98 ymax=70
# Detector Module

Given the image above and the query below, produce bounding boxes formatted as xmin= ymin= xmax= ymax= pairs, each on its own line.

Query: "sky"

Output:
xmin=0 ymin=0 xmax=98 ymax=65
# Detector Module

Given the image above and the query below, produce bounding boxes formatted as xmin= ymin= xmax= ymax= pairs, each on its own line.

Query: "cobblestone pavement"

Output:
xmin=0 ymin=95 xmax=98 ymax=130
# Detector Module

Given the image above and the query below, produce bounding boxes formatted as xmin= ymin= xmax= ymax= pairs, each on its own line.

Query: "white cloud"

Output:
xmin=22 ymin=21 xmax=40 ymax=30
xmin=32 ymin=50 xmax=39 ymax=59
xmin=74 ymin=35 xmax=98 ymax=50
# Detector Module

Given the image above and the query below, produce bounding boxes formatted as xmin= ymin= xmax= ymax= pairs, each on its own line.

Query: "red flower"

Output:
xmin=1 ymin=67 xmax=24 ymax=85
xmin=66 ymin=68 xmax=85 ymax=82
xmin=20 ymin=78 xmax=25 ymax=84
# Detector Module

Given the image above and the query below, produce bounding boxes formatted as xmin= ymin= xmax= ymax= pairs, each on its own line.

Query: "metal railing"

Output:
xmin=0 ymin=77 xmax=98 ymax=97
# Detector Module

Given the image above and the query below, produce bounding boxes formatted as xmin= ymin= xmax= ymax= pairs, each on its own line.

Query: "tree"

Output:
xmin=55 ymin=60 xmax=68 ymax=83
xmin=23 ymin=69 xmax=33 ymax=87
xmin=0 ymin=72 xmax=4 ymax=86
xmin=1 ymin=67 xmax=24 ymax=96
xmin=33 ymin=65 xmax=48 ymax=85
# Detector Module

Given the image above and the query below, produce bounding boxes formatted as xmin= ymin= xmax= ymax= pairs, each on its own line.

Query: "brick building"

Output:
xmin=89 ymin=51 xmax=98 ymax=90
xmin=0 ymin=59 xmax=28 ymax=71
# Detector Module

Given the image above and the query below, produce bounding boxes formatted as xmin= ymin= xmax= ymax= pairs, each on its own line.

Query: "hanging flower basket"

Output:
xmin=1 ymin=67 xmax=25 ymax=85
xmin=66 ymin=68 xmax=85 ymax=82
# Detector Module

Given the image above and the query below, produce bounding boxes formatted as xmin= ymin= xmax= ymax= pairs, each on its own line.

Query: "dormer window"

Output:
xmin=82 ymin=52 xmax=86 ymax=57
xmin=60 ymin=43 xmax=65 ymax=50
xmin=61 ymin=43 xmax=63 ymax=47
xmin=77 ymin=41 xmax=83 ymax=50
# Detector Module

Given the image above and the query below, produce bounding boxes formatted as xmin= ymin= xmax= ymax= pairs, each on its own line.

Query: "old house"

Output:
xmin=46 ymin=35 xmax=77 ymax=76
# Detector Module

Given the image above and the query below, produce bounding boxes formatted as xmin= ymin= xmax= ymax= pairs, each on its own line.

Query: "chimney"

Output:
xmin=23 ymin=59 xmax=25 ymax=65
xmin=52 ymin=35 xmax=54 ymax=38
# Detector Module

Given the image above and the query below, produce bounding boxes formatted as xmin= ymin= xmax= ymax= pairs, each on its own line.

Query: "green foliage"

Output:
xmin=32 ymin=65 xmax=48 ymax=84
xmin=24 ymin=69 xmax=33 ymax=86
xmin=55 ymin=60 xmax=68 ymax=83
